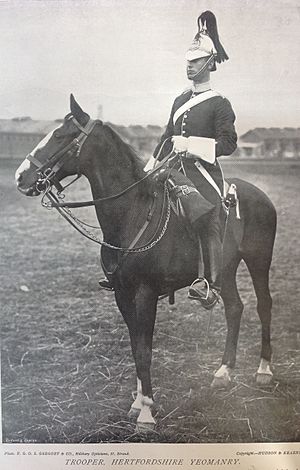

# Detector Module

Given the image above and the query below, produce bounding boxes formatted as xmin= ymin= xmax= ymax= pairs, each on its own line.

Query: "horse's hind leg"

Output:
xmin=244 ymin=255 xmax=273 ymax=385
xmin=212 ymin=255 xmax=244 ymax=388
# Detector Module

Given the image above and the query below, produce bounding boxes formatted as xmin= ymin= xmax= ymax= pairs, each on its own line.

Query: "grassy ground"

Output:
xmin=1 ymin=158 xmax=300 ymax=443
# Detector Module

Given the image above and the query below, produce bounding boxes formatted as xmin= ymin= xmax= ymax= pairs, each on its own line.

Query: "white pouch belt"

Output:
xmin=194 ymin=160 xmax=225 ymax=199
xmin=173 ymin=90 xmax=219 ymax=125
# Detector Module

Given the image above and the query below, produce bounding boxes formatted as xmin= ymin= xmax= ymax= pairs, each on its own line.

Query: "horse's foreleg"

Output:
xmin=244 ymin=257 xmax=273 ymax=385
xmin=134 ymin=284 xmax=158 ymax=431
xmin=212 ymin=256 xmax=243 ymax=388
xmin=114 ymin=288 xmax=141 ymax=416
xmin=128 ymin=377 xmax=143 ymax=418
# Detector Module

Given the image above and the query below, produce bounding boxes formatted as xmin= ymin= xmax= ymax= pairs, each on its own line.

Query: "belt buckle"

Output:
xmin=181 ymin=185 xmax=190 ymax=196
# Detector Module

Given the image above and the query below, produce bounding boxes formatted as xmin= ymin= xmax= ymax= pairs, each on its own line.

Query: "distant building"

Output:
xmin=0 ymin=117 xmax=163 ymax=160
xmin=237 ymin=127 xmax=300 ymax=159
xmin=117 ymin=124 xmax=162 ymax=157
xmin=0 ymin=117 xmax=59 ymax=159
xmin=101 ymin=123 xmax=163 ymax=159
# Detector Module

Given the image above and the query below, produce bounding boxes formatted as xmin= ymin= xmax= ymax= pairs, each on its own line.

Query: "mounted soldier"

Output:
xmin=143 ymin=10 xmax=237 ymax=309
xmin=100 ymin=11 xmax=237 ymax=310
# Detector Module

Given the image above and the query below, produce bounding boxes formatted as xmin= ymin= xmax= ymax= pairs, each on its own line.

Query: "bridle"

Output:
xmin=27 ymin=114 xmax=173 ymax=253
xmin=31 ymin=117 xmax=172 ymax=209
xmin=27 ymin=116 xmax=99 ymax=194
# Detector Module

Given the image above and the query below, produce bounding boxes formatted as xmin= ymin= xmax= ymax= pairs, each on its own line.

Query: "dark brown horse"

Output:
xmin=15 ymin=95 xmax=276 ymax=430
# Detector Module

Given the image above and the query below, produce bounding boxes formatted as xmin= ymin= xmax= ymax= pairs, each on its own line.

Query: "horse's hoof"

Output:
xmin=255 ymin=372 xmax=273 ymax=385
xmin=128 ymin=407 xmax=141 ymax=419
xmin=135 ymin=421 xmax=156 ymax=433
xmin=211 ymin=376 xmax=231 ymax=389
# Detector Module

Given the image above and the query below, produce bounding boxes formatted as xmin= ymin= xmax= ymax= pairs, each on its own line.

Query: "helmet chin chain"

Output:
xmin=189 ymin=54 xmax=215 ymax=82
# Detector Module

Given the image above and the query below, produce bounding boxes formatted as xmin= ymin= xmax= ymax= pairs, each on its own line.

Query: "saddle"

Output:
xmin=162 ymin=169 xmax=239 ymax=226
xmin=100 ymin=169 xmax=239 ymax=300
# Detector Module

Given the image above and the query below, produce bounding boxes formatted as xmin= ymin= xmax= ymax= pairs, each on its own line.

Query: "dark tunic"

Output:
xmin=154 ymin=89 xmax=237 ymax=205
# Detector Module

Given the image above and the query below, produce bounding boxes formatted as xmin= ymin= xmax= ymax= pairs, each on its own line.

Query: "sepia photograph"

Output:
xmin=0 ymin=0 xmax=300 ymax=467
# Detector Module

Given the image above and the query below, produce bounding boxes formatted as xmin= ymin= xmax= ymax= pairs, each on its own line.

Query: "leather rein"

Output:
xmin=30 ymin=115 xmax=172 ymax=252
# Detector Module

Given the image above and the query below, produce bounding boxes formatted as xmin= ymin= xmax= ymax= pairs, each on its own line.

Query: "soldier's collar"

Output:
xmin=192 ymin=81 xmax=211 ymax=93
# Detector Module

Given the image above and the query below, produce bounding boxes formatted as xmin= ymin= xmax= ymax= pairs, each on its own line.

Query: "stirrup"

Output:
xmin=98 ymin=278 xmax=114 ymax=291
xmin=188 ymin=278 xmax=220 ymax=310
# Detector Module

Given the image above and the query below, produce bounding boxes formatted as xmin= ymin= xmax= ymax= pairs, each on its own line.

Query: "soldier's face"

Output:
xmin=186 ymin=57 xmax=210 ymax=81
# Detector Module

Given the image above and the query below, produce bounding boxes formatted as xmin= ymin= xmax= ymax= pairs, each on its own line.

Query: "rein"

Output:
xmin=43 ymin=137 xmax=172 ymax=209
xmin=36 ymin=116 xmax=173 ymax=252
xmin=43 ymin=183 xmax=171 ymax=253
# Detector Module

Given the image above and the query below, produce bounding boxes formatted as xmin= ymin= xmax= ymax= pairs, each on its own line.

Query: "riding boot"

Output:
xmin=188 ymin=208 xmax=222 ymax=309
xmin=99 ymin=249 xmax=115 ymax=291
xmin=203 ymin=208 xmax=222 ymax=291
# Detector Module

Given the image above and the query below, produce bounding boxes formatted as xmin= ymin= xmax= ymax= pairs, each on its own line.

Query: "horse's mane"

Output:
xmin=103 ymin=124 xmax=153 ymax=196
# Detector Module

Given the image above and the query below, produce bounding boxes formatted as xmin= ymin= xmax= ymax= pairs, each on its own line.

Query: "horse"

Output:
xmin=15 ymin=94 xmax=277 ymax=431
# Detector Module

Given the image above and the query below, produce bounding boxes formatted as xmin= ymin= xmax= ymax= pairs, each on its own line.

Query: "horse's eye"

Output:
xmin=53 ymin=131 xmax=61 ymax=138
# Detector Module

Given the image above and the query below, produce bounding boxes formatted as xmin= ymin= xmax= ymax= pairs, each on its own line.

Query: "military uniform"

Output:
xmin=152 ymin=87 xmax=237 ymax=304
xmin=153 ymin=89 xmax=237 ymax=205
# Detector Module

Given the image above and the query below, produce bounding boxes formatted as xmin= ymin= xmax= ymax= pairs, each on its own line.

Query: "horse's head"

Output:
xmin=15 ymin=94 xmax=94 ymax=196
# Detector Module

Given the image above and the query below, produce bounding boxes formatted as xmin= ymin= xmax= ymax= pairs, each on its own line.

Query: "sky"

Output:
xmin=0 ymin=0 xmax=299 ymax=135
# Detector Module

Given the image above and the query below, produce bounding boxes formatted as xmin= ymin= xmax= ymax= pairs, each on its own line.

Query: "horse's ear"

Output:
xmin=70 ymin=93 xmax=90 ymax=125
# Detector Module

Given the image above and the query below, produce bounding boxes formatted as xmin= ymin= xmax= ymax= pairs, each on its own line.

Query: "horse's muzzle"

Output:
xmin=16 ymin=184 xmax=39 ymax=196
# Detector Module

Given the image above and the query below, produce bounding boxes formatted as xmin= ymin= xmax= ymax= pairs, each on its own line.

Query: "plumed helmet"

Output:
xmin=185 ymin=11 xmax=228 ymax=66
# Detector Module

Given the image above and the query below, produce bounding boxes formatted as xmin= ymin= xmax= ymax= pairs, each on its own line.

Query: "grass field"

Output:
xmin=1 ymin=158 xmax=300 ymax=443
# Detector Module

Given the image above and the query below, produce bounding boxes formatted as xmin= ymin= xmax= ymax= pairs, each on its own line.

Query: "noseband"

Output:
xmin=27 ymin=116 xmax=98 ymax=193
